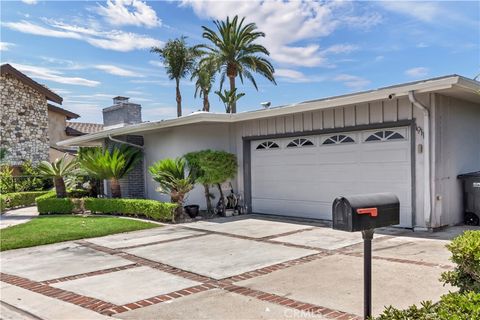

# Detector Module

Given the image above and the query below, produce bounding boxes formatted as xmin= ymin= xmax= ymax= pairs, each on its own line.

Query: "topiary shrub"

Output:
xmin=36 ymin=192 xmax=75 ymax=214
xmin=374 ymin=291 xmax=480 ymax=320
xmin=84 ymin=198 xmax=177 ymax=222
xmin=0 ymin=191 xmax=50 ymax=212
xmin=441 ymin=230 xmax=480 ymax=292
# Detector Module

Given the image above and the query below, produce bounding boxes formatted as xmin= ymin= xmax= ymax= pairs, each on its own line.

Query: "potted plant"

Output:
xmin=184 ymin=204 xmax=200 ymax=218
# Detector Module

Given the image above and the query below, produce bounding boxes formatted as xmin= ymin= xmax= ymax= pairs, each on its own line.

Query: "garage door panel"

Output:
xmin=253 ymin=199 xmax=331 ymax=220
xmin=250 ymin=126 xmax=413 ymax=227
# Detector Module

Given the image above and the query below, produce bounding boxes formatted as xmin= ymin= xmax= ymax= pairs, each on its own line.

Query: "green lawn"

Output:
xmin=0 ymin=216 xmax=159 ymax=251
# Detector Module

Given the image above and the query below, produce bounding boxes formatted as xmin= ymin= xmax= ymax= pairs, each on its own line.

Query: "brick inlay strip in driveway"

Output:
xmin=0 ymin=273 xmax=117 ymax=314
xmin=42 ymin=263 xmax=139 ymax=284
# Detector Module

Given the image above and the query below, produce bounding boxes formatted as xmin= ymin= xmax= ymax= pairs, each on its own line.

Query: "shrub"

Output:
xmin=84 ymin=198 xmax=177 ymax=222
xmin=36 ymin=192 xmax=75 ymax=214
xmin=441 ymin=230 xmax=480 ymax=292
xmin=0 ymin=191 xmax=49 ymax=212
xmin=374 ymin=291 xmax=480 ymax=320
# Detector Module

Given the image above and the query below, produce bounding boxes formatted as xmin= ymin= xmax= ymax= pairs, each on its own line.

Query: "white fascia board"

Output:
xmin=59 ymin=76 xmax=465 ymax=146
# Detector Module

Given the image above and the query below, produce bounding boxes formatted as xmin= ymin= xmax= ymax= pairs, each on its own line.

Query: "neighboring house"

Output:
xmin=59 ymin=75 xmax=480 ymax=230
xmin=1 ymin=63 xmax=62 ymax=166
xmin=47 ymin=103 xmax=80 ymax=161
xmin=0 ymin=63 xmax=98 ymax=165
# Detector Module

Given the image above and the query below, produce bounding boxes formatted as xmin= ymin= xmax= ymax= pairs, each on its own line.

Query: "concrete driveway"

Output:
xmin=1 ymin=215 xmax=471 ymax=320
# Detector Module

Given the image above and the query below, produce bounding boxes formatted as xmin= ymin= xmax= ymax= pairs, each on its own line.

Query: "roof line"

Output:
xmin=48 ymin=104 xmax=79 ymax=120
xmin=58 ymin=74 xmax=479 ymax=147
xmin=1 ymin=64 xmax=63 ymax=104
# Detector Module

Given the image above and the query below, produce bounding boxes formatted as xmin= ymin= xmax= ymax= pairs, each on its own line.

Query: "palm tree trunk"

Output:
xmin=229 ymin=76 xmax=236 ymax=113
xmin=203 ymin=94 xmax=210 ymax=112
xmin=176 ymin=78 xmax=182 ymax=117
xmin=110 ymin=178 xmax=122 ymax=198
xmin=54 ymin=177 xmax=66 ymax=198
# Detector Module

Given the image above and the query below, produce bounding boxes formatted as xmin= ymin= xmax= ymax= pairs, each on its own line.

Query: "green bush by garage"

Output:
xmin=0 ymin=191 xmax=49 ymax=212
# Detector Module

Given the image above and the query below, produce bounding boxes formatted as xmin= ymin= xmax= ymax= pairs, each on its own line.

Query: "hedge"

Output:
xmin=0 ymin=191 xmax=49 ymax=212
xmin=374 ymin=291 xmax=480 ymax=320
xmin=441 ymin=230 xmax=480 ymax=292
xmin=36 ymin=192 xmax=75 ymax=214
xmin=84 ymin=198 xmax=177 ymax=222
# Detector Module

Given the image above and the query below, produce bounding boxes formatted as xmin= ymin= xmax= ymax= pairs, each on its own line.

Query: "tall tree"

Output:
xmin=151 ymin=37 xmax=197 ymax=117
xmin=201 ymin=15 xmax=276 ymax=113
xmin=78 ymin=146 xmax=142 ymax=198
xmin=191 ymin=60 xmax=216 ymax=112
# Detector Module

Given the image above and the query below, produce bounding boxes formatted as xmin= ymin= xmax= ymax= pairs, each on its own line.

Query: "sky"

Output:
xmin=1 ymin=0 xmax=479 ymax=123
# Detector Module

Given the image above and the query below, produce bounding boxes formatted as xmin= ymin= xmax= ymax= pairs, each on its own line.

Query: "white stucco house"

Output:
xmin=59 ymin=75 xmax=480 ymax=230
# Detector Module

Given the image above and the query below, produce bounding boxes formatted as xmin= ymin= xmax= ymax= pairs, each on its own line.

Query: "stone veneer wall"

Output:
xmin=0 ymin=74 xmax=49 ymax=165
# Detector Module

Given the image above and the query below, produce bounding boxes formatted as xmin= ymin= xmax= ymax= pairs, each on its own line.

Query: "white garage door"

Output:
xmin=251 ymin=127 xmax=412 ymax=227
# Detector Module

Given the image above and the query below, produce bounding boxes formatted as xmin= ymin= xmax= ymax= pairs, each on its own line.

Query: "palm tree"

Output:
xmin=149 ymin=158 xmax=194 ymax=221
xmin=191 ymin=60 xmax=216 ymax=112
xmin=38 ymin=155 xmax=77 ymax=198
xmin=201 ymin=15 xmax=276 ymax=113
xmin=215 ymin=88 xmax=245 ymax=113
xmin=151 ymin=37 xmax=197 ymax=117
xmin=78 ymin=146 xmax=142 ymax=198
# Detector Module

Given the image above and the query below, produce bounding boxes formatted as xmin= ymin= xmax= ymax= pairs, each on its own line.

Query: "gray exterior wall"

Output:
xmin=143 ymin=123 xmax=233 ymax=207
xmin=432 ymin=94 xmax=480 ymax=226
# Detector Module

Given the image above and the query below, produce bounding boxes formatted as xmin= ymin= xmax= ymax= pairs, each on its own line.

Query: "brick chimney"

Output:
xmin=102 ymin=96 xmax=142 ymax=129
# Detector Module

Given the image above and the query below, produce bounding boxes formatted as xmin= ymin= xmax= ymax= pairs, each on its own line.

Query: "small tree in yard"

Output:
xmin=78 ymin=146 xmax=142 ymax=198
xmin=149 ymin=158 xmax=194 ymax=221
xmin=215 ymin=88 xmax=245 ymax=114
xmin=38 ymin=155 xmax=77 ymax=198
xmin=184 ymin=150 xmax=237 ymax=213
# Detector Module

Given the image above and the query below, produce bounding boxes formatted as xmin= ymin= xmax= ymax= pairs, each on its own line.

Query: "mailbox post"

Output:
xmin=332 ymin=193 xmax=400 ymax=319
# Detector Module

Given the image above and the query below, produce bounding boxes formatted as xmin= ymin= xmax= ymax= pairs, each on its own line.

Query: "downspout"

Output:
xmin=108 ymin=135 xmax=144 ymax=149
xmin=408 ymin=91 xmax=432 ymax=229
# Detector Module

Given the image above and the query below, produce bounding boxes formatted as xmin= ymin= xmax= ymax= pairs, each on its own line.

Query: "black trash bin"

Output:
xmin=457 ymin=171 xmax=480 ymax=226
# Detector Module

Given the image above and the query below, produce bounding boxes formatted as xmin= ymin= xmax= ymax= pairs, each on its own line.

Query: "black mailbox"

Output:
xmin=332 ymin=192 xmax=400 ymax=232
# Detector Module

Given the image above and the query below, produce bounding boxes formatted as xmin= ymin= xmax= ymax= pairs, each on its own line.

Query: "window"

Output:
xmin=286 ymin=138 xmax=314 ymax=148
xmin=365 ymin=130 xmax=405 ymax=142
xmin=256 ymin=141 xmax=280 ymax=150
xmin=322 ymin=134 xmax=355 ymax=145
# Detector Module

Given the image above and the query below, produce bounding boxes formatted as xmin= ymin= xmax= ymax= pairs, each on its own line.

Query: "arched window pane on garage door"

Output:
xmin=365 ymin=130 xmax=405 ymax=142
xmin=256 ymin=141 xmax=280 ymax=150
xmin=322 ymin=135 xmax=355 ymax=145
xmin=286 ymin=138 xmax=314 ymax=148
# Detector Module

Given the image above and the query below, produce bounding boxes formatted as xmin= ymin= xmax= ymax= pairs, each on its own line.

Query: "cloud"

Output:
xmin=0 ymin=42 xmax=15 ymax=51
xmin=334 ymin=74 xmax=370 ymax=90
xmin=96 ymin=0 xmax=161 ymax=28
xmin=21 ymin=0 xmax=38 ymax=4
xmin=405 ymin=67 xmax=429 ymax=78
xmin=182 ymin=1 xmax=374 ymax=68
xmin=94 ymin=64 xmax=143 ymax=77
xmin=3 ymin=19 xmax=162 ymax=52
xmin=148 ymin=60 xmax=164 ymax=68
xmin=10 ymin=63 xmax=100 ymax=87
xmin=275 ymin=68 xmax=325 ymax=83
xmin=380 ymin=2 xmax=442 ymax=22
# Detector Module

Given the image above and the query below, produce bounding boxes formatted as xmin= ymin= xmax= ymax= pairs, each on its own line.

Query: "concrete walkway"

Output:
xmin=1 ymin=215 xmax=475 ymax=320
xmin=0 ymin=206 xmax=38 ymax=229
